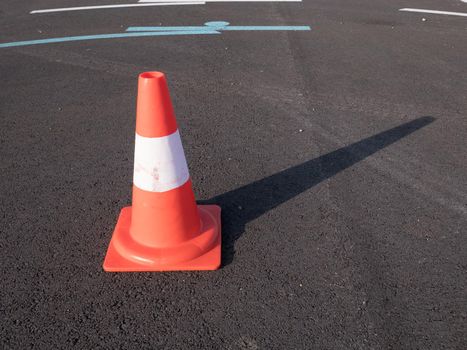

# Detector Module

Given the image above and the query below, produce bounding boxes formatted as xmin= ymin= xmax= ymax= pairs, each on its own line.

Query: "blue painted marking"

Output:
xmin=126 ymin=26 xmax=213 ymax=32
xmin=0 ymin=21 xmax=310 ymax=49
xmin=127 ymin=21 xmax=311 ymax=32
xmin=223 ymin=26 xmax=311 ymax=30
xmin=0 ymin=30 xmax=219 ymax=49
xmin=205 ymin=21 xmax=231 ymax=28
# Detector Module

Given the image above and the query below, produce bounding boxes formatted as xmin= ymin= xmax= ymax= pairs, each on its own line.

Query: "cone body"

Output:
xmin=103 ymin=72 xmax=221 ymax=271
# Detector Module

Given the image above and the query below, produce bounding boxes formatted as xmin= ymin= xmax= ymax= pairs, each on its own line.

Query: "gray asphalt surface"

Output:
xmin=1 ymin=0 xmax=466 ymax=349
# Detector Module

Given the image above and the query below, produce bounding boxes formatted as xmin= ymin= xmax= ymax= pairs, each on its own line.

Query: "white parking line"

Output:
xmin=30 ymin=2 xmax=205 ymax=14
xmin=138 ymin=0 xmax=300 ymax=2
xmin=31 ymin=0 xmax=302 ymax=14
xmin=399 ymin=8 xmax=467 ymax=17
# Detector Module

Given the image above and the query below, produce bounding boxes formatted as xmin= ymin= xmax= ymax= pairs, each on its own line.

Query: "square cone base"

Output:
xmin=103 ymin=205 xmax=221 ymax=272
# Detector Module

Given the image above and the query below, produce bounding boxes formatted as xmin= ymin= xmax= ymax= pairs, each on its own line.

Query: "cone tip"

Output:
xmin=139 ymin=71 xmax=166 ymax=80
xmin=136 ymin=71 xmax=177 ymax=137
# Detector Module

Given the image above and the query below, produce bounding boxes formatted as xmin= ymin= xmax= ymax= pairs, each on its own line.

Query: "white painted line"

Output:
xmin=30 ymin=2 xmax=205 ymax=14
xmin=139 ymin=0 xmax=300 ymax=2
xmin=399 ymin=8 xmax=467 ymax=17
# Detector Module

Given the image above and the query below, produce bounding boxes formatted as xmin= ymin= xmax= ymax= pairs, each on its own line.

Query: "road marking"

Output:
xmin=30 ymin=2 xmax=205 ymax=14
xmin=0 ymin=21 xmax=310 ymax=49
xmin=127 ymin=21 xmax=311 ymax=31
xmin=139 ymin=0 xmax=300 ymax=2
xmin=399 ymin=8 xmax=467 ymax=17
xmin=30 ymin=0 xmax=302 ymax=14
xmin=0 ymin=30 xmax=219 ymax=48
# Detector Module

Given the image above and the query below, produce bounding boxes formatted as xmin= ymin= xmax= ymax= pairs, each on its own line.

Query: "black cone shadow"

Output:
xmin=201 ymin=116 xmax=435 ymax=266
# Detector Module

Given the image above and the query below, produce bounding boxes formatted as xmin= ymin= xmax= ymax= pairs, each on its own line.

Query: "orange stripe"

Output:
xmin=129 ymin=180 xmax=201 ymax=247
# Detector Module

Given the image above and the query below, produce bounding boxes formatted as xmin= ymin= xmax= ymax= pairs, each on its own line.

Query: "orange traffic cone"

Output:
xmin=103 ymin=72 xmax=221 ymax=271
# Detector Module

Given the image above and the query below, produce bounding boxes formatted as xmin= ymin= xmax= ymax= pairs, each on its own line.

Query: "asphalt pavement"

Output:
xmin=1 ymin=0 xmax=466 ymax=349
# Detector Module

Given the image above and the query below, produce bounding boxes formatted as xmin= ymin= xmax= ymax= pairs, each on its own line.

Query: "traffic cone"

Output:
xmin=103 ymin=72 xmax=221 ymax=271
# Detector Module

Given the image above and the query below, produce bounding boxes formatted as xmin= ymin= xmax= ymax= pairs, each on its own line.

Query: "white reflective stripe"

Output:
xmin=133 ymin=130 xmax=190 ymax=192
